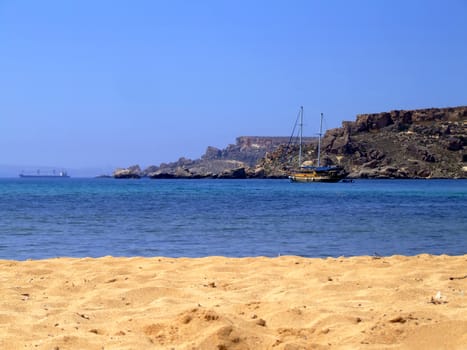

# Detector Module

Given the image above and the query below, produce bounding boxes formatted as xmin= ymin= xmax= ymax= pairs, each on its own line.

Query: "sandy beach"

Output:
xmin=0 ymin=254 xmax=466 ymax=349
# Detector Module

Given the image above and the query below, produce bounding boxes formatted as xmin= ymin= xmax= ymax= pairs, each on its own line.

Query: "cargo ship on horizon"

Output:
xmin=19 ymin=169 xmax=70 ymax=178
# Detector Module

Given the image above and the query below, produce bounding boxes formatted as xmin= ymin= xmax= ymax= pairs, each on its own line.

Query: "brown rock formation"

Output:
xmin=318 ymin=106 xmax=467 ymax=178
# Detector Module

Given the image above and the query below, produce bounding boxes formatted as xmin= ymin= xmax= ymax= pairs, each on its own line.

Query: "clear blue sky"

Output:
xmin=1 ymin=0 xmax=466 ymax=175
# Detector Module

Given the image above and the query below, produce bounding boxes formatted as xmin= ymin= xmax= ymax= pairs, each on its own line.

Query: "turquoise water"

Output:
xmin=0 ymin=178 xmax=466 ymax=260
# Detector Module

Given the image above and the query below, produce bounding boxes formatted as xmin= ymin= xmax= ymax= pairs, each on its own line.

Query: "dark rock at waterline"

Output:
xmin=217 ymin=167 xmax=247 ymax=179
xmin=146 ymin=160 xmax=250 ymax=179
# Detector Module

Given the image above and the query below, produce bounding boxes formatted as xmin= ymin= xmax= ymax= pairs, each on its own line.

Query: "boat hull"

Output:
xmin=19 ymin=174 xmax=70 ymax=178
xmin=289 ymin=166 xmax=347 ymax=183
xmin=289 ymin=175 xmax=343 ymax=183
xmin=19 ymin=170 xmax=70 ymax=178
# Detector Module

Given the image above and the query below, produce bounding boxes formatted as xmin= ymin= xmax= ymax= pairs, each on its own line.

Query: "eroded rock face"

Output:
xmin=203 ymin=146 xmax=222 ymax=160
xmin=217 ymin=167 xmax=247 ymax=179
xmin=322 ymin=126 xmax=354 ymax=155
xmin=146 ymin=160 xmax=249 ymax=179
xmin=142 ymin=137 xmax=312 ymax=179
xmin=258 ymin=106 xmax=467 ymax=179
xmin=201 ymin=136 xmax=315 ymax=166
xmin=113 ymin=165 xmax=142 ymax=179
xmin=328 ymin=106 xmax=467 ymax=178
xmin=355 ymin=112 xmax=394 ymax=132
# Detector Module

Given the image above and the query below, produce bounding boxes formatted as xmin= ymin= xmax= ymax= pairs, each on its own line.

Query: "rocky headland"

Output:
xmin=114 ymin=106 xmax=467 ymax=179
xmin=114 ymin=137 xmax=315 ymax=179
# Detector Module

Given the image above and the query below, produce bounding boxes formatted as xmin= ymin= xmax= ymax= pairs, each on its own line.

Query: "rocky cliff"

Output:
xmin=259 ymin=106 xmax=467 ymax=179
xmin=114 ymin=106 xmax=466 ymax=179
xmin=200 ymin=136 xmax=314 ymax=166
xmin=138 ymin=137 xmax=314 ymax=179
xmin=113 ymin=165 xmax=142 ymax=179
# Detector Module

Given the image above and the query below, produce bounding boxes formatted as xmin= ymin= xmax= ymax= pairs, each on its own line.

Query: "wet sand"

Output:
xmin=0 ymin=254 xmax=466 ymax=349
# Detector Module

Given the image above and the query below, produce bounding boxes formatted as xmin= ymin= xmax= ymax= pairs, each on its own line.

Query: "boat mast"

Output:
xmin=298 ymin=106 xmax=303 ymax=168
xmin=317 ymin=112 xmax=323 ymax=167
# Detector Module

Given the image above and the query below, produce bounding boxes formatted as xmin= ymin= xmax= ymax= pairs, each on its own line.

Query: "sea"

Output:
xmin=0 ymin=178 xmax=466 ymax=260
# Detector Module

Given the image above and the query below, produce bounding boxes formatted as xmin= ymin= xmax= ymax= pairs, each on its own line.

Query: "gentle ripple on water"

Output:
xmin=0 ymin=178 xmax=466 ymax=259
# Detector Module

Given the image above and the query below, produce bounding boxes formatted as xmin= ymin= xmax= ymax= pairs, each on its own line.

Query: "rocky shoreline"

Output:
xmin=114 ymin=106 xmax=467 ymax=179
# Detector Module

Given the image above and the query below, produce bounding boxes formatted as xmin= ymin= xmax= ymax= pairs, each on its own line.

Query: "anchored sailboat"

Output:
xmin=288 ymin=107 xmax=347 ymax=183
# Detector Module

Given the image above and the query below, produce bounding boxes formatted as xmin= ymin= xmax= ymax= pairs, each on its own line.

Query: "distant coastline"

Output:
xmin=113 ymin=105 xmax=467 ymax=180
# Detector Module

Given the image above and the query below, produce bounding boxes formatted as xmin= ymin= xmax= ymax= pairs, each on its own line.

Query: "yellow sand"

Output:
xmin=0 ymin=254 xmax=466 ymax=349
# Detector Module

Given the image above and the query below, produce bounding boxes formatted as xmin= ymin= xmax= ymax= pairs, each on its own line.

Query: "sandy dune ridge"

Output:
xmin=0 ymin=254 xmax=466 ymax=349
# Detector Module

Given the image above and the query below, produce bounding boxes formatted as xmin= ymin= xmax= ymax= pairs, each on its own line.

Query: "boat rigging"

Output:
xmin=288 ymin=107 xmax=347 ymax=183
